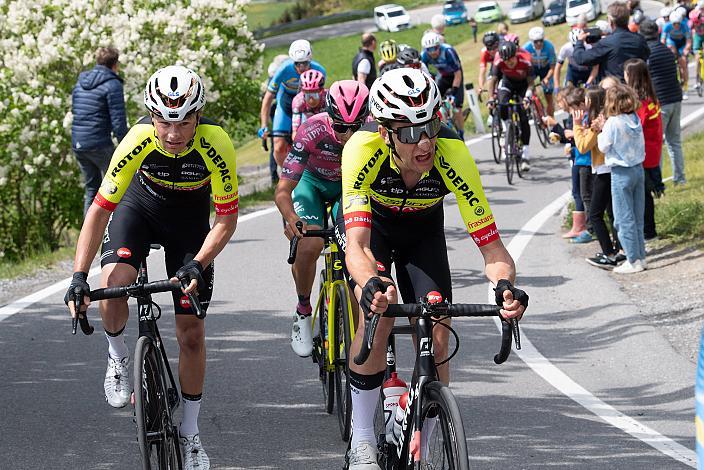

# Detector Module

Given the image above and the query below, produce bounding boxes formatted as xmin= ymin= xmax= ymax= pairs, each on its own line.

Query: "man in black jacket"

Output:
xmin=573 ymin=1 xmax=649 ymax=79
xmin=71 ymin=47 xmax=128 ymax=216
xmin=640 ymin=19 xmax=687 ymax=185
xmin=352 ymin=33 xmax=377 ymax=89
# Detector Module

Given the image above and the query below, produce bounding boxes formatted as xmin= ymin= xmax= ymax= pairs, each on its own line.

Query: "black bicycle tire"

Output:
xmin=334 ymin=283 xmax=353 ymax=441
xmin=411 ymin=381 xmax=470 ymax=470
xmin=318 ymin=273 xmax=335 ymax=415
xmin=698 ymin=73 xmax=703 ymax=97
xmin=505 ymin=122 xmax=515 ymax=185
xmin=491 ymin=112 xmax=502 ymax=164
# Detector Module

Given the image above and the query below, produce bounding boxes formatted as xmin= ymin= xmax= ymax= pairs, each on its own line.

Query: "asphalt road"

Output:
xmin=1 ymin=80 xmax=702 ymax=468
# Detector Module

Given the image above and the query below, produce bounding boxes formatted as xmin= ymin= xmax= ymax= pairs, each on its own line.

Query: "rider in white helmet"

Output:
xmin=524 ymin=26 xmax=557 ymax=116
xmin=259 ymin=39 xmax=326 ymax=173
xmin=662 ymin=8 xmax=693 ymax=97
xmin=339 ymin=67 xmax=527 ymax=469
xmin=67 ymin=64 xmax=240 ymax=470
xmin=555 ymin=29 xmax=599 ymax=89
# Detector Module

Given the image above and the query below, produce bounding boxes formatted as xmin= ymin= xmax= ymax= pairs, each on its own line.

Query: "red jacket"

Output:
xmin=636 ymin=99 xmax=662 ymax=169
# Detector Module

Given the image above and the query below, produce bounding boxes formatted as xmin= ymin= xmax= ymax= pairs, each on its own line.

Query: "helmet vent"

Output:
xmin=170 ymin=77 xmax=179 ymax=92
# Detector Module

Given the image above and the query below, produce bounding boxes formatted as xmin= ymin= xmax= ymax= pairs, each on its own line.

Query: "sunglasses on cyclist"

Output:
xmin=332 ymin=121 xmax=363 ymax=134
xmin=426 ymin=45 xmax=440 ymax=53
xmin=386 ymin=117 xmax=442 ymax=144
xmin=294 ymin=61 xmax=311 ymax=69
xmin=304 ymin=91 xmax=321 ymax=101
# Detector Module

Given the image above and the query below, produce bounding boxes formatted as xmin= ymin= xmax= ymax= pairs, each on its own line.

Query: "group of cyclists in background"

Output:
xmin=62 ymin=0 xmax=702 ymax=468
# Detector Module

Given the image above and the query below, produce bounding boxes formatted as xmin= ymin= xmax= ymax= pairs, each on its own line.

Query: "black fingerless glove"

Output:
xmin=174 ymin=260 xmax=205 ymax=288
xmin=360 ymin=276 xmax=394 ymax=318
xmin=64 ymin=271 xmax=90 ymax=306
xmin=494 ymin=279 xmax=529 ymax=309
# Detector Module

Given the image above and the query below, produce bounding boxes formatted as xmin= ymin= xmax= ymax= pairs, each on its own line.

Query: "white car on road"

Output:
xmin=566 ymin=0 xmax=601 ymax=24
xmin=374 ymin=4 xmax=412 ymax=32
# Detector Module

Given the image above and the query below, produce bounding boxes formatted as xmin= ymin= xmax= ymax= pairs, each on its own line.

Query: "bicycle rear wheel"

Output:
xmin=491 ymin=111 xmax=502 ymax=164
xmin=504 ymin=122 xmax=516 ymax=185
xmin=134 ymin=336 xmax=182 ymax=470
xmin=697 ymin=63 xmax=704 ymax=97
xmin=317 ymin=272 xmax=335 ymax=415
xmin=334 ymin=283 xmax=353 ymax=441
xmin=416 ymin=381 xmax=470 ymax=470
xmin=532 ymin=101 xmax=549 ymax=148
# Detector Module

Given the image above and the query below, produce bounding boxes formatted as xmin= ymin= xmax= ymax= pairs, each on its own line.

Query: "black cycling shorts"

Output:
xmin=437 ymin=73 xmax=465 ymax=109
xmin=334 ymin=205 xmax=452 ymax=303
xmin=100 ymin=181 xmax=214 ymax=315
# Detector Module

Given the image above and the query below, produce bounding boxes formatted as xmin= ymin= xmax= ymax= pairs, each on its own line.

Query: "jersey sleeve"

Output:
xmin=267 ymin=63 xmax=288 ymax=94
xmin=557 ymin=43 xmax=569 ymax=64
xmin=282 ymin=124 xmax=312 ymax=183
xmin=341 ymin=128 xmax=385 ymax=230
xmin=435 ymin=137 xmax=500 ymax=247
xmin=200 ymin=125 xmax=239 ymax=215
xmin=548 ymin=43 xmax=557 ymax=66
xmin=446 ymin=46 xmax=462 ymax=71
xmin=94 ymin=124 xmax=155 ymax=211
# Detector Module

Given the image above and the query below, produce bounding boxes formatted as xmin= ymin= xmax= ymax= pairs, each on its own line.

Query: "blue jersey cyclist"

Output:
xmin=259 ymin=39 xmax=326 ymax=172
xmin=523 ymin=26 xmax=557 ymax=116
xmin=421 ymin=31 xmax=466 ymax=139
xmin=662 ymin=9 xmax=692 ymax=96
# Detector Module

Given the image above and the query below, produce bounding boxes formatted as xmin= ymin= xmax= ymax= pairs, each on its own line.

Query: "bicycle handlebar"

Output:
xmin=353 ymin=299 xmax=520 ymax=366
xmin=287 ymin=221 xmax=335 ymax=264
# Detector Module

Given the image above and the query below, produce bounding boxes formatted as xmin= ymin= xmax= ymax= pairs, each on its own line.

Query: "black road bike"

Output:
xmin=344 ymin=294 xmax=521 ymax=470
xmin=72 ymin=247 xmax=204 ymax=469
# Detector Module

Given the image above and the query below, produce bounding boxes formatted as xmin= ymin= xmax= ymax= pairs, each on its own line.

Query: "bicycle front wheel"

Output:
xmin=504 ymin=122 xmax=516 ymax=185
xmin=317 ymin=272 xmax=335 ymax=415
xmin=532 ymin=102 xmax=549 ymax=149
xmin=416 ymin=381 xmax=470 ymax=470
xmin=491 ymin=112 xmax=502 ymax=164
xmin=134 ymin=336 xmax=182 ymax=470
xmin=334 ymin=283 xmax=353 ymax=441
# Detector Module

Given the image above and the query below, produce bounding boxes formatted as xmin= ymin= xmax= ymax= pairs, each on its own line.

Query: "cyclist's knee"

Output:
xmin=175 ymin=318 xmax=205 ymax=353
xmin=273 ymin=137 xmax=290 ymax=165
xmin=295 ymin=235 xmax=324 ymax=263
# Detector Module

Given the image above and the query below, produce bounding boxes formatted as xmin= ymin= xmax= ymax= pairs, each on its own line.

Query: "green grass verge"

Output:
xmin=239 ymin=185 xmax=276 ymax=211
xmin=656 ymin=131 xmax=704 ymax=246
xmin=245 ymin=1 xmax=296 ymax=30
xmin=0 ymin=242 xmax=75 ymax=280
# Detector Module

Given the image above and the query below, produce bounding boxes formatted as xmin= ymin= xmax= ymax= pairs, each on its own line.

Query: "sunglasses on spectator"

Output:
xmin=332 ymin=121 xmax=363 ymax=134
xmin=294 ymin=61 xmax=311 ymax=69
xmin=386 ymin=117 xmax=442 ymax=144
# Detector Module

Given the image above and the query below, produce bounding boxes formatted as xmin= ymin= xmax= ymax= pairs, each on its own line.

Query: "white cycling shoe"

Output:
xmin=181 ymin=433 xmax=210 ymax=470
xmin=291 ymin=313 xmax=313 ymax=357
xmin=348 ymin=441 xmax=380 ymax=470
xmin=104 ymin=355 xmax=131 ymax=408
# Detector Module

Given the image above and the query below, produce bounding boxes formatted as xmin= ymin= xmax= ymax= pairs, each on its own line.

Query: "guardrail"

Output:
xmin=254 ymin=9 xmax=371 ymax=39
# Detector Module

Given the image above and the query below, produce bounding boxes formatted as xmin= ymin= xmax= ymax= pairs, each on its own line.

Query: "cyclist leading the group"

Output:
xmin=274 ymin=80 xmax=370 ymax=357
xmin=691 ymin=6 xmax=704 ymax=90
xmin=523 ymin=26 xmax=557 ymax=117
xmin=662 ymin=9 xmax=693 ymax=99
xmin=291 ymin=69 xmax=327 ymax=139
xmin=65 ymin=66 xmax=240 ymax=470
xmin=421 ymin=31 xmax=466 ymax=140
xmin=259 ymin=40 xmax=327 ymax=169
xmin=488 ymin=41 xmax=535 ymax=172
xmin=336 ymin=68 xmax=528 ymax=469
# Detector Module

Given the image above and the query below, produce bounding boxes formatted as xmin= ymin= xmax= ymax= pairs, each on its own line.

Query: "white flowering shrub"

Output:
xmin=0 ymin=0 xmax=263 ymax=261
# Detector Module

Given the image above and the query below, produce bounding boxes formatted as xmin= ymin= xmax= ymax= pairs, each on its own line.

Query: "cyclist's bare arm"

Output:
xmin=274 ymin=178 xmax=304 ymax=239
xmin=478 ymin=239 xmax=524 ymax=319
xmin=554 ymin=62 xmax=563 ymax=86
xmin=357 ymin=71 xmax=368 ymax=84
xmin=259 ymin=91 xmax=275 ymax=131
xmin=191 ymin=213 xmax=237 ymax=270
xmin=346 ymin=225 xmax=396 ymax=315
xmin=587 ymin=64 xmax=599 ymax=85
xmin=478 ymin=63 xmax=488 ymax=90
xmin=452 ymin=69 xmax=462 ymax=88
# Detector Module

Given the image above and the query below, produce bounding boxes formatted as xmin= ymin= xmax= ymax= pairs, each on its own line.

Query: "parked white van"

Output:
xmin=566 ymin=0 xmax=601 ymax=24
xmin=374 ymin=4 xmax=412 ymax=32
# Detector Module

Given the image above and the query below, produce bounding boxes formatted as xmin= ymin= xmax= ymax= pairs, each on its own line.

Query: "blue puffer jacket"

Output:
xmin=71 ymin=65 xmax=129 ymax=150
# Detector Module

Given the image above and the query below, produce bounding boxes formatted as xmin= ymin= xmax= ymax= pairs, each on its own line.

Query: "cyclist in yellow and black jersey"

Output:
xmin=335 ymin=68 xmax=528 ymax=469
xmin=65 ymin=65 xmax=237 ymax=470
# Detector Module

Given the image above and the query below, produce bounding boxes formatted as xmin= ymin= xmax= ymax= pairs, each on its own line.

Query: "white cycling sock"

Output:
xmin=350 ymin=385 xmax=381 ymax=449
xmin=105 ymin=331 xmax=128 ymax=360
xmin=180 ymin=393 xmax=202 ymax=437
xmin=420 ymin=416 xmax=438 ymax=460
xmin=522 ymin=145 xmax=530 ymax=162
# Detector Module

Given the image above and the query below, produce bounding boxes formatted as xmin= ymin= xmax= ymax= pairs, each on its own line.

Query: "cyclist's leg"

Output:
xmin=452 ymin=75 xmax=466 ymax=138
xmin=497 ymin=80 xmax=511 ymax=125
xmin=272 ymin=94 xmax=294 ymax=167
xmin=515 ymin=81 xmax=531 ymax=161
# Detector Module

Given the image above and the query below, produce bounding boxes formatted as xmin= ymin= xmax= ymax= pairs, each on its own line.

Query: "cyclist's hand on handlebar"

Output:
xmin=257 ymin=126 xmax=269 ymax=140
xmin=487 ymin=98 xmax=496 ymax=110
xmin=494 ymin=279 xmax=528 ymax=320
xmin=360 ymin=276 xmax=396 ymax=318
xmin=172 ymin=259 xmax=204 ymax=294
xmin=284 ymin=217 xmax=305 ymax=240
xmin=64 ymin=272 xmax=91 ymax=318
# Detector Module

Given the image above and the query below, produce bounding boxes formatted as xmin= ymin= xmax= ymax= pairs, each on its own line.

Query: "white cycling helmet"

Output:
xmin=660 ymin=6 xmax=672 ymax=18
xmin=528 ymin=27 xmax=545 ymax=41
xmin=144 ymin=65 xmax=205 ymax=121
xmin=669 ymin=10 xmax=684 ymax=23
xmin=569 ymin=28 xmax=583 ymax=45
xmin=676 ymin=6 xmax=688 ymax=18
xmin=369 ymin=68 xmax=440 ymax=124
xmin=289 ymin=39 xmax=312 ymax=62
xmin=421 ymin=31 xmax=443 ymax=49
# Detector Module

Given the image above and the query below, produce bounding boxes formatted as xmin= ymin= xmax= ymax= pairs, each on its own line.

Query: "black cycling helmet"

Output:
xmin=498 ymin=41 xmax=517 ymax=61
xmin=380 ymin=61 xmax=403 ymax=75
xmin=397 ymin=46 xmax=421 ymax=66
xmin=483 ymin=31 xmax=499 ymax=49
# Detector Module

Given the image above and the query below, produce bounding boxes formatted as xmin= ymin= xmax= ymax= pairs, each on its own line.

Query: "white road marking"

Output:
xmin=487 ymin=191 xmax=697 ymax=467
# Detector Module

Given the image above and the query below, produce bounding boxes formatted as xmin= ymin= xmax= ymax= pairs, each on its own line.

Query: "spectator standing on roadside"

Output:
xmin=497 ymin=22 xmax=509 ymax=41
xmin=71 ymin=46 xmax=128 ymax=217
xmin=573 ymin=1 xmax=649 ymax=80
xmin=639 ymin=19 xmax=686 ymax=186
xmin=429 ymin=14 xmax=446 ymax=41
xmin=352 ymin=33 xmax=377 ymax=90
xmin=624 ymin=58 xmax=663 ymax=243
xmin=470 ymin=18 xmax=478 ymax=43
xmin=597 ymin=85 xmax=646 ymax=274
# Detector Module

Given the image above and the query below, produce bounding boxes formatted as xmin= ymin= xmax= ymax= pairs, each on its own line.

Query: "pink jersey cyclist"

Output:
xmin=282 ymin=111 xmax=343 ymax=182
xmin=291 ymin=89 xmax=328 ymax=138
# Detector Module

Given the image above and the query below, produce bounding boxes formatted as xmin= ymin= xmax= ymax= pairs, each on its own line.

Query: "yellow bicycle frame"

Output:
xmin=310 ymin=239 xmax=356 ymax=372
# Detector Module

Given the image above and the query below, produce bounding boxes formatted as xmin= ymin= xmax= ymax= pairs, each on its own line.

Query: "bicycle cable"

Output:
xmin=431 ymin=316 xmax=460 ymax=367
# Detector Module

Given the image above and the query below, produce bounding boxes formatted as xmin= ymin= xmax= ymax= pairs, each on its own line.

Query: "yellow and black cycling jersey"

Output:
xmin=341 ymin=121 xmax=499 ymax=247
xmin=95 ymin=116 xmax=238 ymax=215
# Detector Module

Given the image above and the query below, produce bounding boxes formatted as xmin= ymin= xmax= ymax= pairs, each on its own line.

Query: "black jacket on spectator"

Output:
xmin=71 ymin=65 xmax=128 ymax=150
xmin=645 ymin=39 xmax=682 ymax=106
xmin=573 ymin=27 xmax=650 ymax=80
xmin=352 ymin=49 xmax=377 ymax=90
